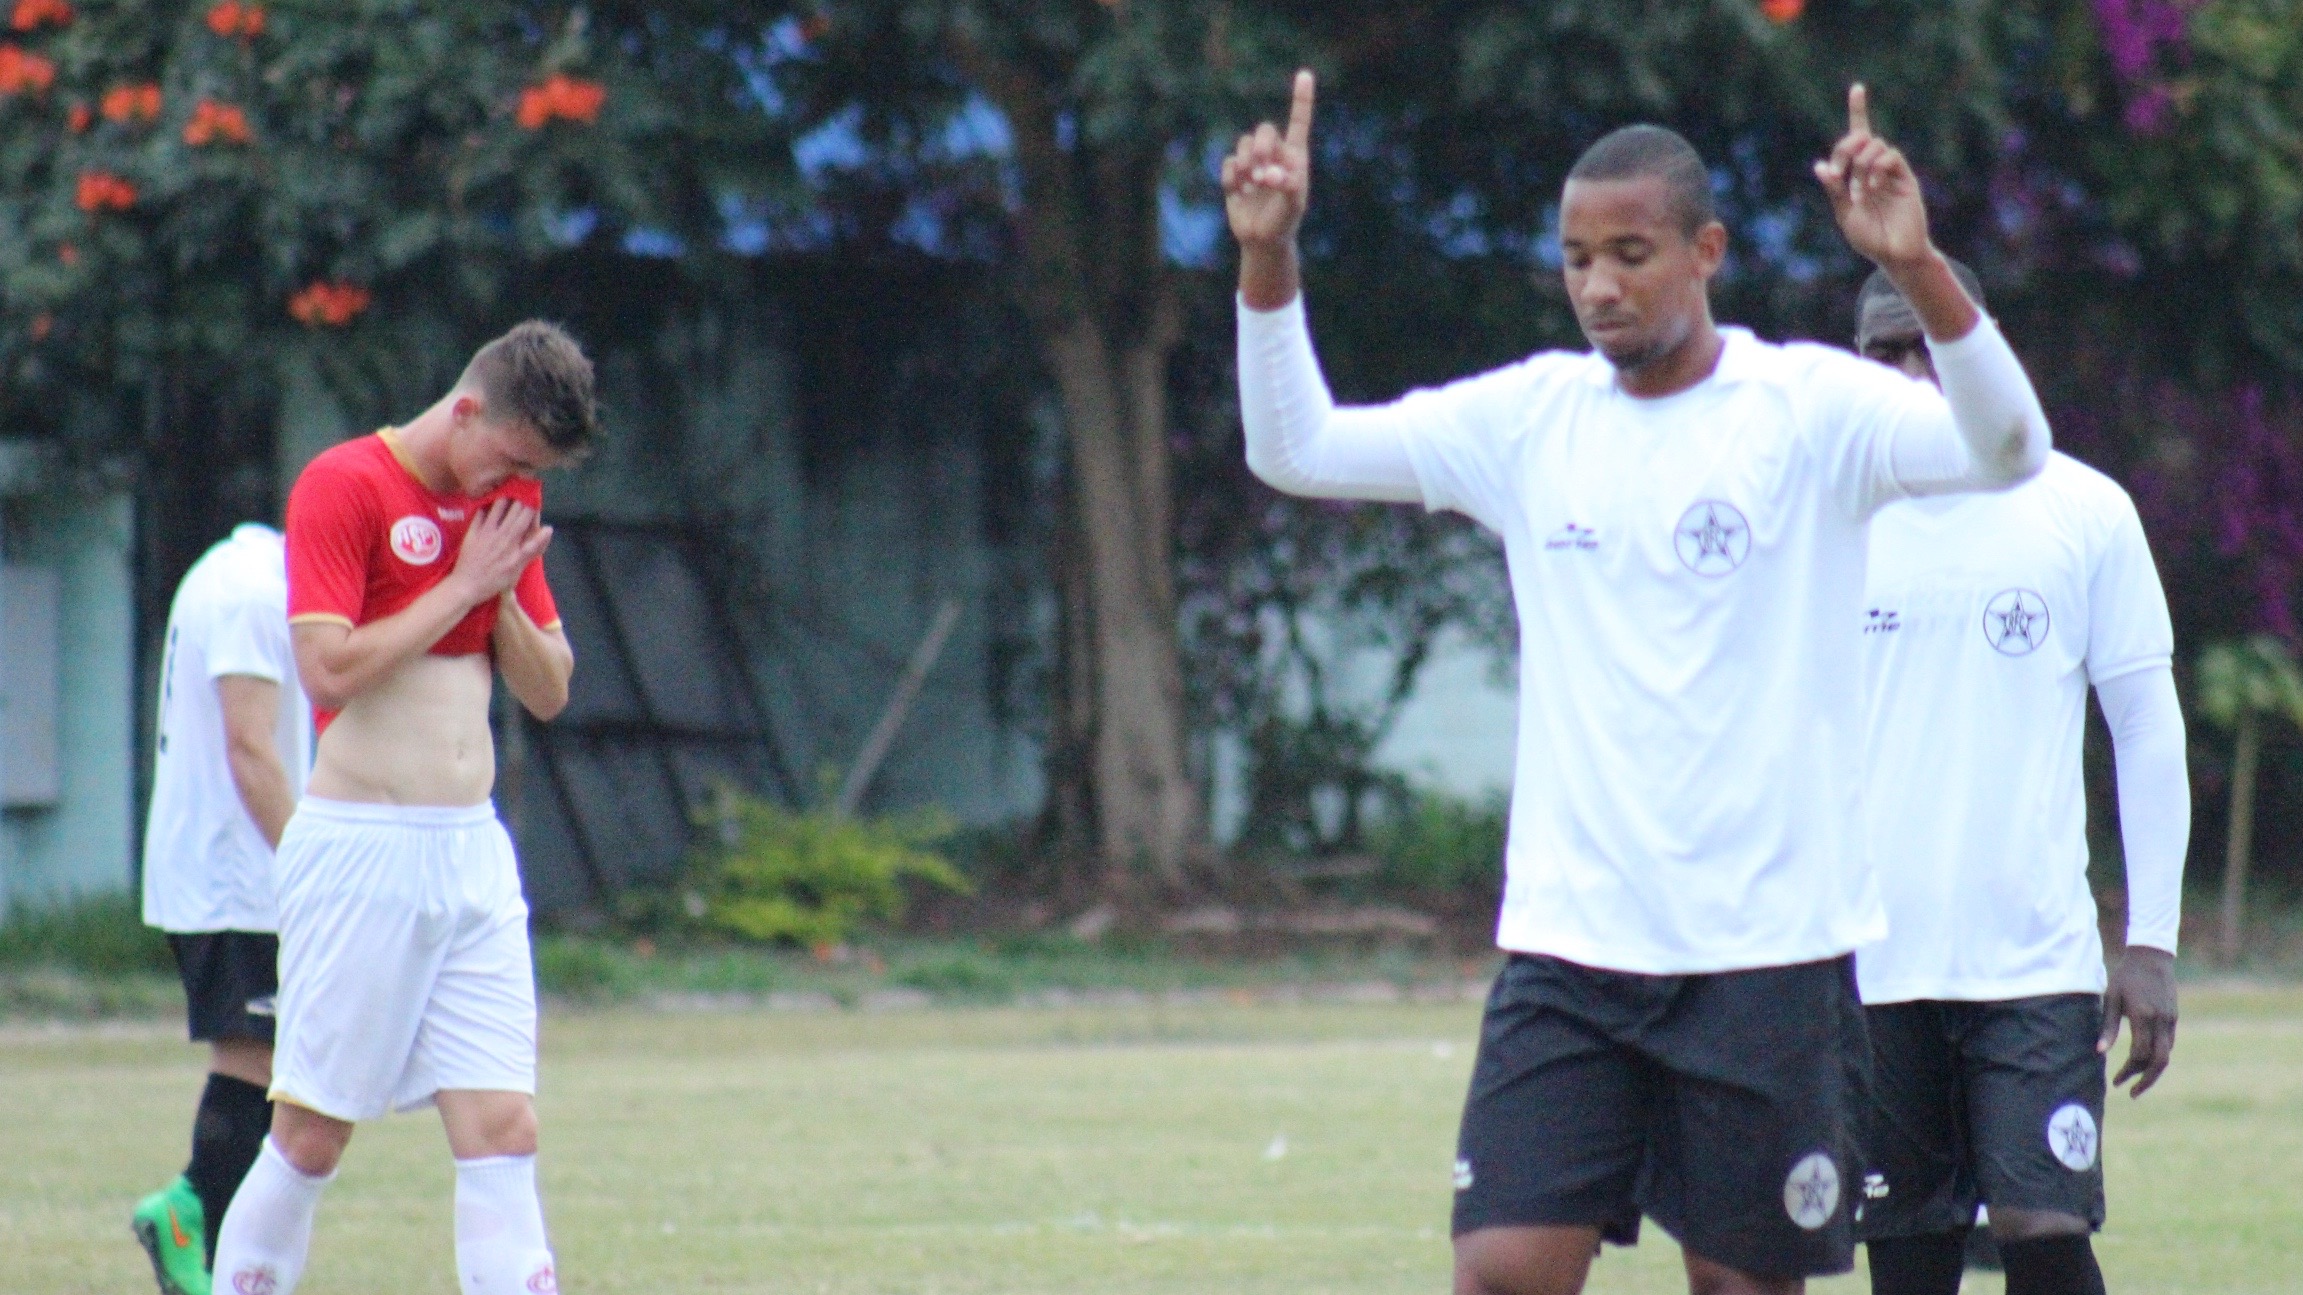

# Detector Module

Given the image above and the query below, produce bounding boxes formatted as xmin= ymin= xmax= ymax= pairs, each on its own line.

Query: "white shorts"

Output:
xmin=271 ymin=797 xmax=537 ymax=1121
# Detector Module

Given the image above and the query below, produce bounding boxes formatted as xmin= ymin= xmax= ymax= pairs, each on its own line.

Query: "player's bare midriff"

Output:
xmin=308 ymin=653 xmax=496 ymax=806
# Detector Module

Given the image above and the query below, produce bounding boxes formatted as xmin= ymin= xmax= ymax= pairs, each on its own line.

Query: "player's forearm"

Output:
xmin=225 ymin=740 xmax=295 ymax=849
xmin=492 ymin=595 xmax=572 ymax=721
xmin=2100 ymin=666 xmax=2189 ymax=953
xmin=1888 ymin=315 xmax=2052 ymax=495
xmin=1238 ymin=238 xmax=1302 ymax=312
xmin=1237 ymin=295 xmax=1424 ymax=503
xmin=297 ymin=579 xmax=484 ymax=710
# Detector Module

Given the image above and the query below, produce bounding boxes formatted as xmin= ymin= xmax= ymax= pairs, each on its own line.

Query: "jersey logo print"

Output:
xmin=389 ymin=515 xmax=445 ymax=566
xmin=1864 ymin=608 xmax=1902 ymax=635
xmin=1674 ymin=500 xmax=1750 ymax=576
xmin=1782 ymin=1151 xmax=1841 ymax=1230
xmin=2046 ymin=1103 xmax=2099 ymax=1171
xmin=1982 ymin=588 xmax=2051 ymax=655
xmin=1545 ymin=522 xmax=1599 ymax=552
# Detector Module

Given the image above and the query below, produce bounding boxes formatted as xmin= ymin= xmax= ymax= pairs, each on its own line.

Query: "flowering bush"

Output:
xmin=515 ymin=73 xmax=606 ymax=129
xmin=72 ymin=169 xmax=134 ymax=212
xmin=0 ymin=41 xmax=53 ymax=94
xmin=99 ymin=81 xmax=159 ymax=124
xmin=182 ymin=98 xmax=252 ymax=146
xmin=9 ymin=0 xmax=70 ymax=33
xmin=286 ymin=280 xmax=371 ymax=328
xmin=202 ymin=0 xmax=261 ymax=40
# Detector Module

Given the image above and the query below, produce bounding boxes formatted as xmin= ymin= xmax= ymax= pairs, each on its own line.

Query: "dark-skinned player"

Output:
xmin=1229 ymin=75 xmax=2052 ymax=1295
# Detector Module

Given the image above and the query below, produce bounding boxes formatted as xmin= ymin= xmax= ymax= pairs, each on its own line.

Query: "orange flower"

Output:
xmin=56 ymin=241 xmax=76 ymax=265
xmin=100 ymin=81 xmax=162 ymax=123
xmin=0 ymin=42 xmax=55 ymax=95
xmin=30 ymin=313 xmax=52 ymax=340
xmin=9 ymin=0 xmax=71 ymax=32
xmin=288 ymin=280 xmax=373 ymax=328
xmin=516 ymin=73 xmax=605 ymax=129
xmin=74 ymin=170 xmax=136 ymax=212
xmin=185 ymin=98 xmax=254 ymax=146
xmin=66 ymin=100 xmax=87 ymax=131
xmin=204 ymin=0 xmax=262 ymax=39
xmin=1759 ymin=0 xmax=1804 ymax=21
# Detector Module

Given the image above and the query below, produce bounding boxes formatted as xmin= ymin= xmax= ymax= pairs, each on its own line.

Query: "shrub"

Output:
xmin=0 ymin=891 xmax=173 ymax=976
xmin=691 ymin=786 xmax=973 ymax=948
xmin=1368 ymin=790 xmax=1509 ymax=894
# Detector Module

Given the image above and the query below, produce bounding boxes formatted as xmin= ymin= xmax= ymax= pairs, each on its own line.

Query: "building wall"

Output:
xmin=0 ymin=478 xmax=137 ymax=910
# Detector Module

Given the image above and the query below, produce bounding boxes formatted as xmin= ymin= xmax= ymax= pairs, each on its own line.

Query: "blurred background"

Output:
xmin=1 ymin=0 xmax=2299 ymax=969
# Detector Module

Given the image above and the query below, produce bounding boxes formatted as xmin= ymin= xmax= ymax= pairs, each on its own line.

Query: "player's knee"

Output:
xmin=270 ymin=1102 xmax=353 ymax=1176
xmin=1451 ymin=1227 xmax=1594 ymax=1295
xmin=1987 ymin=1206 xmax=2089 ymax=1243
xmin=446 ymin=1093 xmax=540 ymax=1157
xmin=1683 ymin=1253 xmax=1800 ymax=1295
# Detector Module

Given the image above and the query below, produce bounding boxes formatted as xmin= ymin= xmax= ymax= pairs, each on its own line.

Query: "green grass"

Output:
xmin=6 ymin=989 xmax=2300 ymax=1294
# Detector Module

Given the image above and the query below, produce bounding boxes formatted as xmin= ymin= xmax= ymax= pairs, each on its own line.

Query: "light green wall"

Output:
xmin=0 ymin=488 xmax=137 ymax=909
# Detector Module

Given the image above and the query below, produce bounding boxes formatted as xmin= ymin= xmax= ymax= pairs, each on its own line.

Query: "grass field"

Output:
xmin=7 ymin=987 xmax=2298 ymax=1294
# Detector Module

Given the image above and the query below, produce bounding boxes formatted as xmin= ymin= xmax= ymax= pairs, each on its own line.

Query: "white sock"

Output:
xmin=454 ymin=1154 xmax=556 ymax=1295
xmin=212 ymin=1137 xmax=332 ymax=1295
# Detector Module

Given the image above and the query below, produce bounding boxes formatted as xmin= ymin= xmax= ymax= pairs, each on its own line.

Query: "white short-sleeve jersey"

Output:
xmin=142 ymin=524 xmax=311 ymax=933
xmin=1856 ymin=453 xmax=2174 ymax=1002
xmin=1396 ymin=327 xmax=1952 ymax=974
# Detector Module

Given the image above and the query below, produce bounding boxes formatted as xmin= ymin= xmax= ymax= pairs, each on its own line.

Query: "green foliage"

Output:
xmin=0 ymin=0 xmax=792 ymax=446
xmin=0 ymin=891 xmax=173 ymax=976
xmin=2198 ymin=635 xmax=2303 ymax=730
xmin=1367 ymin=790 xmax=1508 ymax=896
xmin=691 ymin=785 xmax=972 ymax=948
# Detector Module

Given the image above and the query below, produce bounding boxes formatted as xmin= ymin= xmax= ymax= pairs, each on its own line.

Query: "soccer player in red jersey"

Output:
xmin=211 ymin=321 xmax=596 ymax=1295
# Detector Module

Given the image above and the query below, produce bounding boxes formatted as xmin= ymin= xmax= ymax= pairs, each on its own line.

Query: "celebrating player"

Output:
xmin=1229 ymin=75 xmax=2051 ymax=1294
xmin=1851 ymin=261 xmax=2188 ymax=1295
xmin=133 ymin=522 xmax=310 ymax=1295
xmin=209 ymin=321 xmax=594 ymax=1295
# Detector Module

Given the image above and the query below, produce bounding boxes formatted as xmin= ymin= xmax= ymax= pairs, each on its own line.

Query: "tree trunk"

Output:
xmin=1043 ymin=319 xmax=1202 ymax=889
xmin=957 ymin=35 xmax=1207 ymax=893
xmin=2220 ymin=708 xmax=2260 ymax=964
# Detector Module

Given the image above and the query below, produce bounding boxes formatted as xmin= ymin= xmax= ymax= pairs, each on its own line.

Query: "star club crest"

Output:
xmin=2046 ymin=1103 xmax=2099 ymax=1172
xmin=1782 ymin=1151 xmax=1841 ymax=1231
xmin=1674 ymin=500 xmax=1751 ymax=576
xmin=1982 ymin=587 xmax=2051 ymax=655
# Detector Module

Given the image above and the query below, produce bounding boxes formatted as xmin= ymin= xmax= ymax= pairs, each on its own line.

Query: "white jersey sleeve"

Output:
xmin=1236 ymin=294 xmax=1539 ymax=534
xmin=2086 ymin=492 xmax=2185 ymax=953
xmin=1801 ymin=317 xmax=2054 ymax=518
xmin=2098 ymin=666 xmax=2188 ymax=954
xmin=2084 ymin=494 xmax=2176 ymax=684
xmin=206 ymin=584 xmax=295 ymax=684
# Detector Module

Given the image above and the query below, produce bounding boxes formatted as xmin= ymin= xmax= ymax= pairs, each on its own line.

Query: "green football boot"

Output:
xmin=131 ymin=1175 xmax=211 ymax=1295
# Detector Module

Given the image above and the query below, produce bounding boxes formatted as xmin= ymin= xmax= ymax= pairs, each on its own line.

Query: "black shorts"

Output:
xmin=1452 ymin=953 xmax=1870 ymax=1280
xmin=1857 ymin=995 xmax=2107 ymax=1239
xmin=167 ymin=932 xmax=279 ymax=1045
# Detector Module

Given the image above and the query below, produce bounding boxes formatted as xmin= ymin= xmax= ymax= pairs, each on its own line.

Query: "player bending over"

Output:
xmin=1850 ymin=261 xmax=2188 ymax=1295
xmin=133 ymin=522 xmax=311 ymax=1295
xmin=210 ymin=321 xmax=593 ymax=1295
xmin=1229 ymin=76 xmax=2051 ymax=1295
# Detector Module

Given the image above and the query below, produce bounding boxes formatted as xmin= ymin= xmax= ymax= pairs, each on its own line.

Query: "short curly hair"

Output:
xmin=461 ymin=320 xmax=600 ymax=455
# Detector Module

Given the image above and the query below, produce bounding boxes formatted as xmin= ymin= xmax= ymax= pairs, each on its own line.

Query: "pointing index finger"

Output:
xmin=1285 ymin=69 xmax=1316 ymax=152
xmin=1848 ymin=83 xmax=1872 ymax=139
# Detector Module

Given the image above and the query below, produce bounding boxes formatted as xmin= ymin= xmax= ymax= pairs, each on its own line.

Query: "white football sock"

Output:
xmin=212 ymin=1137 xmax=333 ymax=1295
xmin=454 ymin=1154 xmax=557 ymax=1295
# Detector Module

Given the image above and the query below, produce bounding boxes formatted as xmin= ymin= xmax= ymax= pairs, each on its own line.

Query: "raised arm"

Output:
xmin=1229 ymin=71 xmax=1423 ymax=504
xmin=1817 ymin=85 xmax=2049 ymax=496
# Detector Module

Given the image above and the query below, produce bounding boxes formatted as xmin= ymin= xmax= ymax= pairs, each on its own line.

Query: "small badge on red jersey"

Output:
xmin=390 ymin=514 xmax=445 ymax=566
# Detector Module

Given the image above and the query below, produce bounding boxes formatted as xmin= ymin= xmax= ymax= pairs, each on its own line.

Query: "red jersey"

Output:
xmin=286 ymin=430 xmax=561 ymax=728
